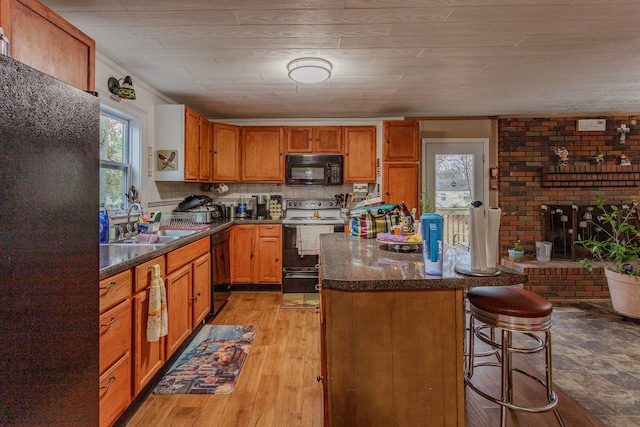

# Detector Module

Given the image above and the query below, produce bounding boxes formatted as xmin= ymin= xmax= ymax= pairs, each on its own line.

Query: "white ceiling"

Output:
xmin=42 ymin=0 xmax=640 ymax=120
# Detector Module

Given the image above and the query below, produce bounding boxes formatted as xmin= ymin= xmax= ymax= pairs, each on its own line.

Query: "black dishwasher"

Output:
xmin=210 ymin=228 xmax=231 ymax=315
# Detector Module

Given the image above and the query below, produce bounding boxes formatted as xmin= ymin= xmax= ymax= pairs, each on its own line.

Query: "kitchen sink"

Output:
xmin=148 ymin=229 xmax=200 ymax=237
xmin=102 ymin=229 xmax=202 ymax=246
xmin=106 ymin=235 xmax=181 ymax=246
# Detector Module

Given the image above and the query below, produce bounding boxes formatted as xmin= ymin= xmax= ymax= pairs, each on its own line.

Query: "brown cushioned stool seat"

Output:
xmin=465 ymin=286 xmax=563 ymax=427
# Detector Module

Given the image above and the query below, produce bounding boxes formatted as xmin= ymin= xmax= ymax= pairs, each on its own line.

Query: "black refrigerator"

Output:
xmin=0 ymin=56 xmax=100 ymax=425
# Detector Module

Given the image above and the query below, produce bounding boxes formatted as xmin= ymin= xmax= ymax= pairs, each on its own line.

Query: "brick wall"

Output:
xmin=498 ymin=115 xmax=640 ymax=299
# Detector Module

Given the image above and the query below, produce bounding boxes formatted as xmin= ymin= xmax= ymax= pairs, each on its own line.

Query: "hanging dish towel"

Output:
xmin=147 ymin=264 xmax=168 ymax=342
xmin=297 ymin=225 xmax=334 ymax=256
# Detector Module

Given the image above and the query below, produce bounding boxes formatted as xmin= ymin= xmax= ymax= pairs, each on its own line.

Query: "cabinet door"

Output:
xmin=286 ymin=127 xmax=313 ymax=153
xmin=383 ymin=162 xmax=420 ymax=210
xmin=344 ymin=126 xmax=376 ymax=183
xmin=241 ymin=127 xmax=284 ymax=182
xmin=198 ymin=119 xmax=212 ymax=181
xmin=1 ymin=0 xmax=96 ymax=91
xmin=192 ymin=253 xmax=211 ymax=325
xmin=165 ymin=263 xmax=193 ymax=358
xmin=257 ymin=236 xmax=282 ymax=284
xmin=133 ymin=290 xmax=165 ymax=396
xmin=184 ymin=106 xmax=201 ymax=181
xmin=212 ymin=122 xmax=241 ymax=182
xmin=230 ymin=225 xmax=257 ymax=284
xmin=314 ymin=126 xmax=343 ymax=153
xmin=383 ymin=120 xmax=419 ymax=161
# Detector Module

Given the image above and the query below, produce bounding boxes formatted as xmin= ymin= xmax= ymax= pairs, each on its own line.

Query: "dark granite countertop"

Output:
xmin=319 ymin=233 xmax=527 ymax=291
xmin=99 ymin=218 xmax=282 ymax=280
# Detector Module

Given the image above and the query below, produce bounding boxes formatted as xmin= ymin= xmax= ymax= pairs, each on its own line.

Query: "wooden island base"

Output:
xmin=321 ymin=287 xmax=465 ymax=426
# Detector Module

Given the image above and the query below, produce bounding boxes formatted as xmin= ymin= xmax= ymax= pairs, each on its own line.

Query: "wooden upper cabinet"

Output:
xmin=383 ymin=120 xmax=419 ymax=161
xmin=183 ymin=106 xmax=212 ymax=182
xmin=344 ymin=126 xmax=376 ymax=183
xmin=212 ymin=122 xmax=241 ymax=182
xmin=198 ymin=120 xmax=212 ymax=182
xmin=286 ymin=126 xmax=343 ymax=154
xmin=383 ymin=162 xmax=420 ymax=211
xmin=241 ymin=126 xmax=284 ymax=182
xmin=183 ymin=106 xmax=201 ymax=181
xmin=0 ymin=0 xmax=95 ymax=91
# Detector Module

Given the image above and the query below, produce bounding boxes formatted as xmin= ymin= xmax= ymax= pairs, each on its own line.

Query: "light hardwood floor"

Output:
xmin=126 ymin=292 xmax=601 ymax=427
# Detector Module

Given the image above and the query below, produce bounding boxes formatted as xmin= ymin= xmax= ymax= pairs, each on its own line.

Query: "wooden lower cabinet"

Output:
xmin=165 ymin=262 xmax=194 ymax=359
xmin=192 ymin=252 xmax=211 ymax=325
xmin=230 ymin=224 xmax=282 ymax=285
xmin=98 ymin=270 xmax=132 ymax=427
xmin=165 ymin=237 xmax=211 ymax=358
xmin=99 ymin=352 xmax=132 ymax=427
xmin=133 ymin=289 xmax=165 ymax=395
xmin=133 ymin=256 xmax=166 ymax=395
xmin=321 ymin=288 xmax=465 ymax=426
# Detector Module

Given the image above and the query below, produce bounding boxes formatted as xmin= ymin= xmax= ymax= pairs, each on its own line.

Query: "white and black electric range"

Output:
xmin=282 ymin=199 xmax=345 ymax=293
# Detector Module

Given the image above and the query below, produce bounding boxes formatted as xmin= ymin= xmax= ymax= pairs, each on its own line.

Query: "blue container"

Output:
xmin=421 ymin=213 xmax=444 ymax=275
xmin=99 ymin=209 xmax=109 ymax=244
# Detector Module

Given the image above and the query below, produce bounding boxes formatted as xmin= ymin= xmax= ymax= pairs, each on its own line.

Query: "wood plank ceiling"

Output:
xmin=43 ymin=0 xmax=640 ymax=119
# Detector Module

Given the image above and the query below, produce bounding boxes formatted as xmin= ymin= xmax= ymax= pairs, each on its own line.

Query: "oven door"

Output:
xmin=282 ymin=223 xmax=344 ymax=293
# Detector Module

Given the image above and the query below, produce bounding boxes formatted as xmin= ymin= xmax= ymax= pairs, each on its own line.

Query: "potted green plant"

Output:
xmin=576 ymin=198 xmax=640 ymax=319
xmin=508 ymin=240 xmax=524 ymax=261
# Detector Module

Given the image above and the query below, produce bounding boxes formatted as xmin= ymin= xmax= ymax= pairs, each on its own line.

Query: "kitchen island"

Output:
xmin=319 ymin=234 xmax=527 ymax=427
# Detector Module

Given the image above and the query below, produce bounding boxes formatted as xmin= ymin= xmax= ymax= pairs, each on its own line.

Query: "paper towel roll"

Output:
xmin=470 ymin=206 xmax=487 ymax=271
xmin=485 ymin=208 xmax=501 ymax=269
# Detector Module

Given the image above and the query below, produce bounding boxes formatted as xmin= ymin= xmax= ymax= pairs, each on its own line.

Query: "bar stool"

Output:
xmin=465 ymin=286 xmax=563 ymax=427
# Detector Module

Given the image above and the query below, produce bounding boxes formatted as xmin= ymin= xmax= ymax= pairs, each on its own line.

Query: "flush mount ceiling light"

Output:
xmin=287 ymin=57 xmax=332 ymax=84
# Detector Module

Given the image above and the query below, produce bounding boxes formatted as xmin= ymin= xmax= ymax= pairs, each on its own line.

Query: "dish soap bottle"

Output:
xmin=99 ymin=206 xmax=109 ymax=244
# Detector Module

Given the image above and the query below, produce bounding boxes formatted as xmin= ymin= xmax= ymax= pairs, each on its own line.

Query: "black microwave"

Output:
xmin=285 ymin=154 xmax=343 ymax=186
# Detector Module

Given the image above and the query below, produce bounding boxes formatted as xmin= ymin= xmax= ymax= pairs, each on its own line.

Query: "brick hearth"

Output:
xmin=498 ymin=115 xmax=640 ymax=299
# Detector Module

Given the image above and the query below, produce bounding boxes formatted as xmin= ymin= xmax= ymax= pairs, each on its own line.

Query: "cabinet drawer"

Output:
xmin=99 ymin=299 xmax=132 ymax=374
xmin=259 ymin=224 xmax=281 ymax=237
xmin=167 ymin=237 xmax=209 ymax=273
xmin=134 ymin=255 xmax=166 ymax=293
xmin=99 ymin=352 xmax=131 ymax=427
xmin=99 ymin=270 xmax=132 ymax=312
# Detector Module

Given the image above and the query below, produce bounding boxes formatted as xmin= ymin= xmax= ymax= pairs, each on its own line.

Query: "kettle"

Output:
xmin=536 ymin=241 xmax=552 ymax=262
xmin=421 ymin=213 xmax=444 ymax=275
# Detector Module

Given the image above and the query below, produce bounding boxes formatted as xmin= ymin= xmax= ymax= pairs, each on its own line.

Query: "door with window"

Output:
xmin=422 ymin=139 xmax=488 ymax=246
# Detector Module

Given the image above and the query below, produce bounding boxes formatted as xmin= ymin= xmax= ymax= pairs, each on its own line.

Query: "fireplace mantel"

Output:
xmin=542 ymin=164 xmax=640 ymax=187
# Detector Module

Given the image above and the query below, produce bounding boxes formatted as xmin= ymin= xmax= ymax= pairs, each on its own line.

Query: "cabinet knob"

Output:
xmin=386 ymin=139 xmax=390 ymax=143
xmin=250 ymin=253 xmax=255 ymax=258
xmin=385 ymin=192 xmax=390 ymax=196
xmin=275 ymin=257 xmax=279 ymax=262
xmin=316 ymin=375 xmax=324 ymax=382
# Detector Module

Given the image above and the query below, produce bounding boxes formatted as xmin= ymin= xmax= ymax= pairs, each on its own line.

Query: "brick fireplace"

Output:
xmin=498 ymin=115 xmax=640 ymax=299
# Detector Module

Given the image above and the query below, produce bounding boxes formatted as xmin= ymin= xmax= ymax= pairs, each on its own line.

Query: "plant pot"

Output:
xmin=604 ymin=268 xmax=640 ymax=319
xmin=508 ymin=249 xmax=524 ymax=262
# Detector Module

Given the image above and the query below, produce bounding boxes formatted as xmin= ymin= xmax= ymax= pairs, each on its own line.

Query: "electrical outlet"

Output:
xmin=353 ymin=183 xmax=368 ymax=193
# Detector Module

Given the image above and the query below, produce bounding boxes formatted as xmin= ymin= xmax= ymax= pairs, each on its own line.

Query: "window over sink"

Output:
xmin=99 ymin=105 xmax=140 ymax=215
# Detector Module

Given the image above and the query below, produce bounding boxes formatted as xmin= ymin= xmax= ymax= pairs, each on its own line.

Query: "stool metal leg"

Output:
xmin=465 ymin=312 xmax=561 ymax=426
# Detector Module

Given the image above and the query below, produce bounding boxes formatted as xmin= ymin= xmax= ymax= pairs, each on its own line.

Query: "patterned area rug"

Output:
xmin=153 ymin=324 xmax=256 ymax=395
xmin=281 ymin=293 xmax=320 ymax=309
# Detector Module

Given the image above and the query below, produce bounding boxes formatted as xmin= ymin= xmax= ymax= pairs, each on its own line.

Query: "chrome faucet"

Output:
xmin=127 ymin=202 xmax=142 ymax=234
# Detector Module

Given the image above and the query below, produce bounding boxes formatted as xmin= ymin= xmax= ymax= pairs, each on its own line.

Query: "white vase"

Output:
xmin=604 ymin=268 xmax=640 ymax=319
